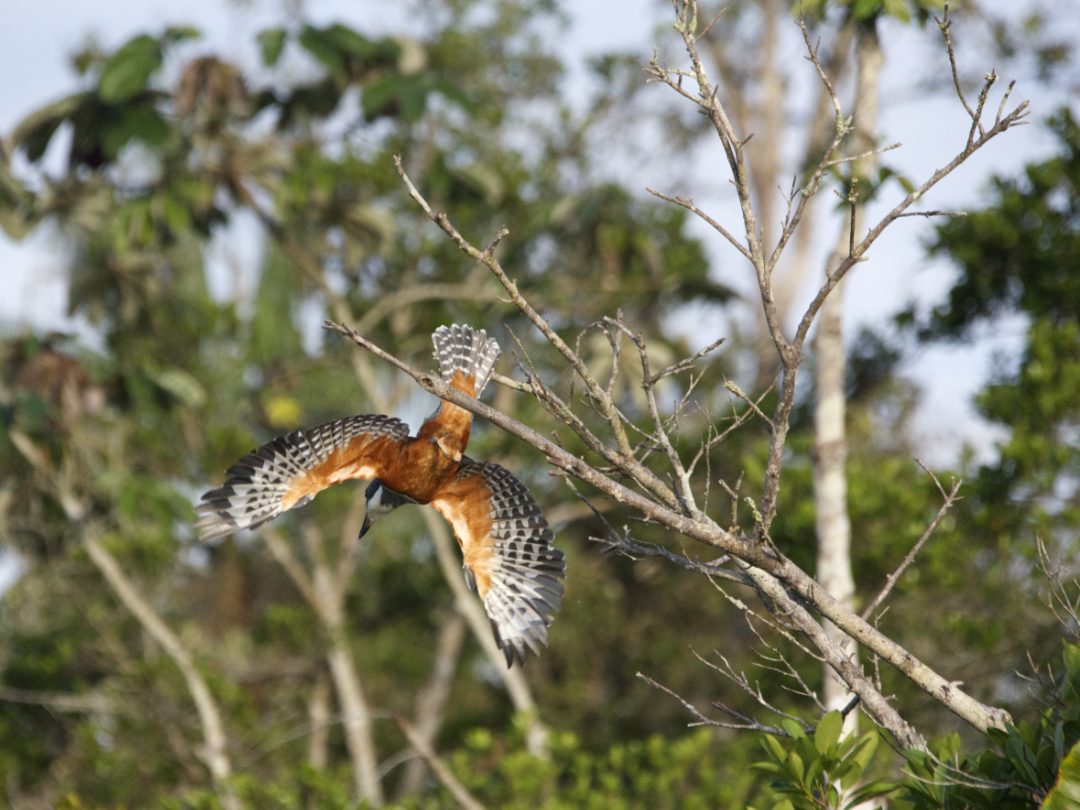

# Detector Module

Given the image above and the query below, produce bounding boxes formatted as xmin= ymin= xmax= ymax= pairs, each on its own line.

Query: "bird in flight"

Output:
xmin=196 ymin=324 xmax=565 ymax=666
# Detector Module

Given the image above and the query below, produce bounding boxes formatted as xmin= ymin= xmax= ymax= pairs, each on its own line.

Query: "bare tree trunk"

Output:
xmin=307 ymin=666 xmax=331 ymax=772
xmin=399 ymin=610 xmax=467 ymax=796
xmin=325 ymin=637 xmax=383 ymax=804
xmin=814 ymin=262 xmax=857 ymax=721
xmin=263 ymin=523 xmax=383 ymax=805
xmin=84 ymin=536 xmax=239 ymax=810
xmin=813 ymin=16 xmax=883 ymax=733
xmin=309 ymin=526 xmax=384 ymax=806
xmin=423 ymin=509 xmax=551 ymax=756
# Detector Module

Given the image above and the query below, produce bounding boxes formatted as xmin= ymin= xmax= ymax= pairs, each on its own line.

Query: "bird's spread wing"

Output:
xmin=430 ymin=459 xmax=565 ymax=666
xmin=196 ymin=414 xmax=410 ymax=541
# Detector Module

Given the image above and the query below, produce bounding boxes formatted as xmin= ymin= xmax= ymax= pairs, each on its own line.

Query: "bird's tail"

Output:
xmin=432 ymin=324 xmax=501 ymax=396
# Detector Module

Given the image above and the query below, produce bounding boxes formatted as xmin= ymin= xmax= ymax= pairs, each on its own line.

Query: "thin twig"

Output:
xmin=646 ymin=188 xmax=753 ymax=262
xmin=861 ymin=464 xmax=962 ymax=621
xmin=394 ymin=714 xmax=486 ymax=810
xmin=637 ymin=671 xmax=786 ymax=734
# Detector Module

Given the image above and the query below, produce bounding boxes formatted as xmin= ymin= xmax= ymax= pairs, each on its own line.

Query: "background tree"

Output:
xmin=0 ymin=0 xmax=1076 ymax=807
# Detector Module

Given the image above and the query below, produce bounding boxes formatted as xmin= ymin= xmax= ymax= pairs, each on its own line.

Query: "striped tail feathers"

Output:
xmin=195 ymin=414 xmax=410 ymax=542
xmin=432 ymin=324 xmax=501 ymax=397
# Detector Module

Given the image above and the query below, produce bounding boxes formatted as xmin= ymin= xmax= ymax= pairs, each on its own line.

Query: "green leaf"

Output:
xmin=101 ymin=107 xmax=171 ymax=157
xmin=852 ymin=0 xmax=882 ymax=19
xmin=849 ymin=731 xmax=879 ymax=773
xmin=814 ymin=711 xmax=844 ymax=754
xmin=1063 ymin=642 xmax=1080 ymax=680
xmin=362 ymin=74 xmax=430 ymax=122
xmin=781 ymin=719 xmax=806 ymax=740
xmin=786 ymin=751 xmax=805 ymax=783
xmin=298 ymin=25 xmax=344 ymax=74
xmin=749 ymin=761 xmax=784 ymax=775
xmin=1044 ymin=740 xmax=1080 ymax=809
xmin=826 ymin=783 xmax=841 ymax=807
xmin=258 ymin=28 xmax=287 ymax=66
xmin=883 ymin=0 xmax=911 ymax=22
xmin=99 ymin=34 xmax=162 ymax=102
xmin=845 ymin=780 xmax=897 ymax=809
xmin=11 ymin=94 xmax=84 ymax=161
xmin=762 ymin=734 xmax=788 ymax=763
xmin=324 ymin=23 xmax=378 ymax=60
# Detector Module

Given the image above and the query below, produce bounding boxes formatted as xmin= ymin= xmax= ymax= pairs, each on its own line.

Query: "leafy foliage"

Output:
xmin=749 ymin=712 xmax=896 ymax=810
xmin=903 ymin=642 xmax=1080 ymax=808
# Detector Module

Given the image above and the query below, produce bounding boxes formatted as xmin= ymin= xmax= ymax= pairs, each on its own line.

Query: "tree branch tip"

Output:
xmin=483 ymin=227 xmax=510 ymax=256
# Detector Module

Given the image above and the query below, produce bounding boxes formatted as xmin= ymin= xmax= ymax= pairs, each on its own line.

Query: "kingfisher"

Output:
xmin=196 ymin=324 xmax=564 ymax=666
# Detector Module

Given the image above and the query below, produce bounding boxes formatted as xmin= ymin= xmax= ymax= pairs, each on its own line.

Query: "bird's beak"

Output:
xmin=358 ymin=514 xmax=373 ymax=539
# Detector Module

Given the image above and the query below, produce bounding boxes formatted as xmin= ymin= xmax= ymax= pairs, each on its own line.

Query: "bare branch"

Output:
xmin=861 ymin=468 xmax=962 ymax=622
xmin=1036 ymin=538 xmax=1080 ymax=634
xmin=394 ymin=714 xmax=486 ymax=810
xmin=393 ymin=155 xmax=641 ymax=466
xmin=0 ymin=685 xmax=114 ymax=714
xmin=85 ymin=535 xmax=239 ymax=810
xmin=651 ymin=335 xmax=727 ymax=384
xmin=722 ymin=380 xmax=774 ymax=429
xmin=692 ymin=646 xmax=810 ymax=729
xmin=637 ymin=671 xmax=787 ymax=734
xmin=604 ymin=316 xmax=697 ymax=514
xmin=791 ymin=97 xmax=1028 ymax=356
xmin=490 ymin=371 xmax=533 ymax=393
xmin=325 ymin=318 xmax=1012 ymax=738
xmin=399 ymin=611 xmax=468 ymax=797
xmin=589 ymin=532 xmax=747 ymax=586
xmin=822 ymin=142 xmax=901 ymax=169
xmin=895 ymin=209 xmax=968 ymax=219
xmin=936 ymin=3 xmax=980 ymax=135
xmin=646 ymin=187 xmax=753 ymax=262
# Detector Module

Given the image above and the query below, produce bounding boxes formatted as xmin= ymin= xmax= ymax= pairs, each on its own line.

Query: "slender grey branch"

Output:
xmin=589 ymin=532 xmax=747 ymax=585
xmin=651 ymin=336 xmax=727 ymax=384
xmin=637 ymin=671 xmax=786 ymax=734
xmin=646 ymin=187 xmax=753 ymax=262
xmin=823 ymin=142 xmax=900 ymax=169
xmin=862 ymin=470 xmax=962 ymax=622
xmin=895 ymin=209 xmax=968 ymax=219
xmin=394 ymin=714 xmax=486 ymax=810
xmin=0 ymin=685 xmax=115 ymax=714
xmin=936 ymin=3 xmax=980 ymax=135
xmin=393 ymin=154 xmax=639 ymax=466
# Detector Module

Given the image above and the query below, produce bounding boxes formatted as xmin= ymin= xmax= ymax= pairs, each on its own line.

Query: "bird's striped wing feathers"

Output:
xmin=431 ymin=459 xmax=565 ymax=666
xmin=196 ymin=414 xmax=410 ymax=541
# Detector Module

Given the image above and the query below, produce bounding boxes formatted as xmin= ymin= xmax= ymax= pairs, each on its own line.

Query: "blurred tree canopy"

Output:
xmin=0 ymin=0 xmax=1077 ymax=807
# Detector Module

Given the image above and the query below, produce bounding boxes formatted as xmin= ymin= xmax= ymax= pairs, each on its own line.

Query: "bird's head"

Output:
xmin=359 ymin=480 xmax=413 ymax=538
